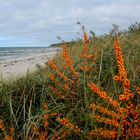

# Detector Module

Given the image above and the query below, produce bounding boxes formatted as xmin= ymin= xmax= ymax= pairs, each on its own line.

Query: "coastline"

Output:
xmin=0 ymin=51 xmax=57 ymax=79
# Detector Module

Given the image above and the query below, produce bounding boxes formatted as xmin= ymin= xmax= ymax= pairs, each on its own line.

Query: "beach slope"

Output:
xmin=0 ymin=51 xmax=57 ymax=79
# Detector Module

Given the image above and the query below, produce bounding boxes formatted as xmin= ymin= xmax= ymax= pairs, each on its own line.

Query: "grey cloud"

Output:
xmin=0 ymin=0 xmax=140 ymax=46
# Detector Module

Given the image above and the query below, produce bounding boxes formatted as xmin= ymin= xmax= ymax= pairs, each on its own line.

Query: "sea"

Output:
xmin=0 ymin=47 xmax=58 ymax=62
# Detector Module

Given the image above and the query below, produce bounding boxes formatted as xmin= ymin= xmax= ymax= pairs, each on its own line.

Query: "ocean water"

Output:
xmin=0 ymin=47 xmax=58 ymax=62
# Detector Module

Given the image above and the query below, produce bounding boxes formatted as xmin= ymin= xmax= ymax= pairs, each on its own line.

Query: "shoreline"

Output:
xmin=0 ymin=51 xmax=57 ymax=79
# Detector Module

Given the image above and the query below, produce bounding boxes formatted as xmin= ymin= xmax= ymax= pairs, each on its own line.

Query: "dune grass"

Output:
xmin=0 ymin=23 xmax=140 ymax=140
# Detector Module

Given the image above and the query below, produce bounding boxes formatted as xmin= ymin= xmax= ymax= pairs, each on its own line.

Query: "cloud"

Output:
xmin=0 ymin=0 xmax=140 ymax=46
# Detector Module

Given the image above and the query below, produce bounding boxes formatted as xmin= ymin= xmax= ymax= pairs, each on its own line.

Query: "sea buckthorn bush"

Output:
xmin=0 ymin=24 xmax=140 ymax=139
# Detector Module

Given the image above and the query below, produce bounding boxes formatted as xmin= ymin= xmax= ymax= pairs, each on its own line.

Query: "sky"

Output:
xmin=0 ymin=0 xmax=140 ymax=47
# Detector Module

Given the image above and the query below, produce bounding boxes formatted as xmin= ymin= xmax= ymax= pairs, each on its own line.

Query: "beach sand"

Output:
xmin=0 ymin=51 xmax=57 ymax=79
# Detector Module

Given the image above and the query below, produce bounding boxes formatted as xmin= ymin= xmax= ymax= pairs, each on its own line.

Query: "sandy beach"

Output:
xmin=0 ymin=51 xmax=57 ymax=79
